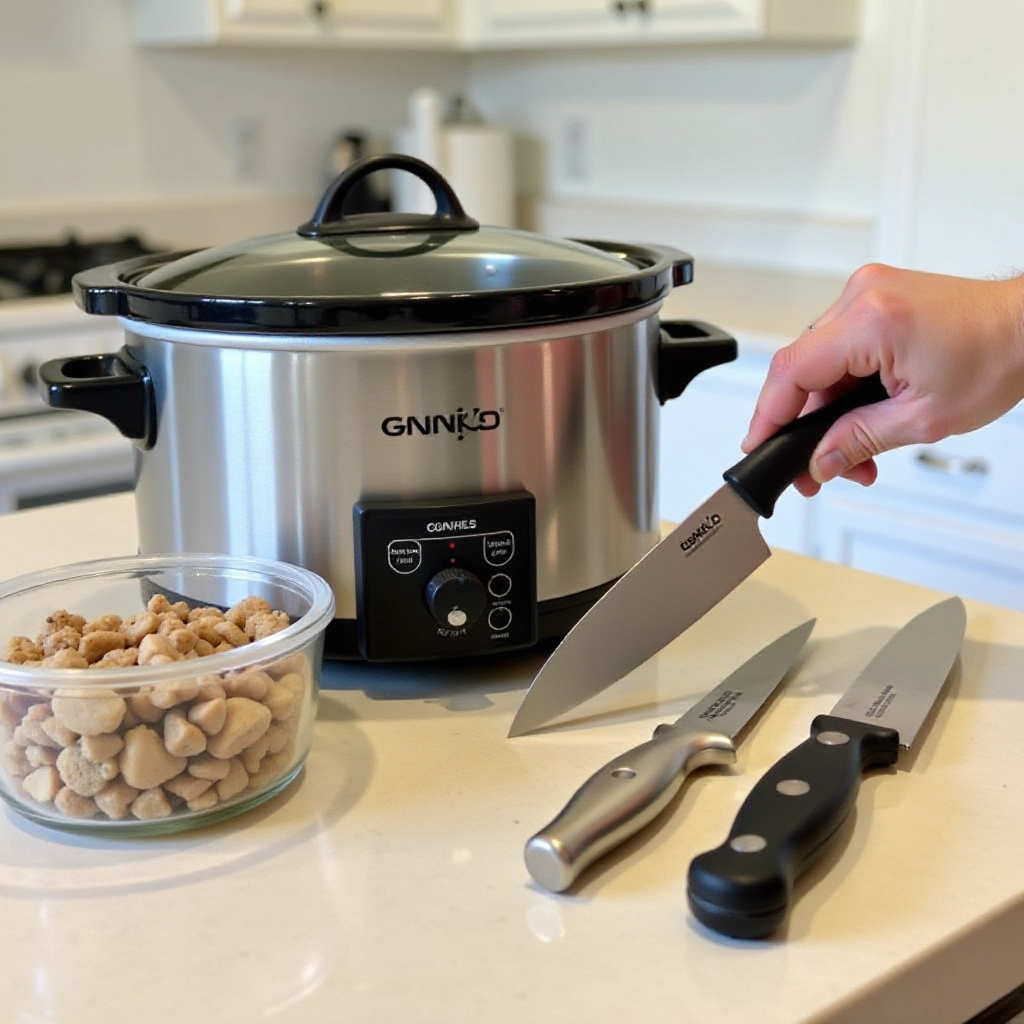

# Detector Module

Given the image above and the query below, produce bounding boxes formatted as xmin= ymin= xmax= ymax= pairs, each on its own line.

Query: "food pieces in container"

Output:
xmin=0 ymin=554 xmax=333 ymax=833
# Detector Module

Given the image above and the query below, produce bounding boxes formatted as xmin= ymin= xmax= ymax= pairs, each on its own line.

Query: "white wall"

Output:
xmin=0 ymin=0 xmax=467 ymax=246
xmin=891 ymin=0 xmax=1024 ymax=278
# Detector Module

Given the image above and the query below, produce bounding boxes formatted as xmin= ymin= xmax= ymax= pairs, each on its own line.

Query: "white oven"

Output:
xmin=0 ymin=295 xmax=134 ymax=513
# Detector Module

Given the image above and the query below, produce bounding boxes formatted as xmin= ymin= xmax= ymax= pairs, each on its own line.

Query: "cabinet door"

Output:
xmin=223 ymin=0 xmax=310 ymax=23
xmin=850 ymin=418 xmax=1024 ymax=527
xmin=466 ymin=0 xmax=763 ymax=47
xmin=136 ymin=0 xmax=455 ymax=46
xmin=227 ymin=0 xmax=453 ymax=37
xmin=813 ymin=488 xmax=1024 ymax=612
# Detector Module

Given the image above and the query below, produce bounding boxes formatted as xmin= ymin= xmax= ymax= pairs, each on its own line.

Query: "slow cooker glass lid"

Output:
xmin=134 ymin=227 xmax=645 ymax=299
xmin=72 ymin=154 xmax=693 ymax=334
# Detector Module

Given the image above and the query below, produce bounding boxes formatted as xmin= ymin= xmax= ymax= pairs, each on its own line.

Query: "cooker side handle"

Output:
xmin=38 ymin=349 xmax=157 ymax=450
xmin=656 ymin=320 xmax=738 ymax=405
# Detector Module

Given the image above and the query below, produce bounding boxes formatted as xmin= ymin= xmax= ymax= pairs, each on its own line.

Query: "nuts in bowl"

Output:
xmin=0 ymin=554 xmax=334 ymax=833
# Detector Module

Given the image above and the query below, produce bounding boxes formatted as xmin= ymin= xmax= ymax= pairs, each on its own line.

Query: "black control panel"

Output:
xmin=353 ymin=492 xmax=537 ymax=661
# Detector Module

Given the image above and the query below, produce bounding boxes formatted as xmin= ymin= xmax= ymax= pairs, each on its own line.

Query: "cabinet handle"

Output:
xmin=915 ymin=449 xmax=989 ymax=477
xmin=310 ymin=0 xmax=329 ymax=18
xmin=612 ymin=0 xmax=650 ymax=15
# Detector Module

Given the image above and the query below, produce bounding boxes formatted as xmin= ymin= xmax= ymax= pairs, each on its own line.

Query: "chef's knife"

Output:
xmin=687 ymin=595 xmax=967 ymax=940
xmin=508 ymin=373 xmax=888 ymax=737
xmin=525 ymin=618 xmax=815 ymax=893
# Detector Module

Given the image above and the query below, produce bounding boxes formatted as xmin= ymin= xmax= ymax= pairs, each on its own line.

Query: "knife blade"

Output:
xmin=686 ymin=596 xmax=967 ymax=940
xmin=524 ymin=618 xmax=815 ymax=893
xmin=508 ymin=373 xmax=888 ymax=738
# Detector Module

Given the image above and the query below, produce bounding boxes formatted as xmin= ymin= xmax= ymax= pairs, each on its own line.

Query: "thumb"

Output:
xmin=808 ymin=398 xmax=922 ymax=484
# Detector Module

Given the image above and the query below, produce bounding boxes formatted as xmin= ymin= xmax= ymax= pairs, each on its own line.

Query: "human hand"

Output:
xmin=742 ymin=263 xmax=1024 ymax=497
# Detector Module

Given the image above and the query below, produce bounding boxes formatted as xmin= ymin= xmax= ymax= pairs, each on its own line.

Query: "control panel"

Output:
xmin=353 ymin=492 xmax=537 ymax=661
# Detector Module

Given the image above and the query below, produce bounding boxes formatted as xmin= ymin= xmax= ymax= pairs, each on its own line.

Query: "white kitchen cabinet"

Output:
xmin=134 ymin=0 xmax=458 ymax=48
xmin=461 ymin=0 xmax=861 ymax=48
xmin=812 ymin=487 xmax=1024 ymax=611
xmin=810 ymin=411 xmax=1024 ymax=611
xmin=134 ymin=0 xmax=859 ymax=49
xmin=658 ymin=342 xmax=1024 ymax=611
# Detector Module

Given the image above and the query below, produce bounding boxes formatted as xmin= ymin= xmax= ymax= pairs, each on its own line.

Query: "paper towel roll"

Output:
xmin=444 ymin=123 xmax=515 ymax=227
xmin=390 ymin=88 xmax=445 ymax=214
xmin=393 ymin=89 xmax=515 ymax=225
xmin=409 ymin=87 xmax=443 ymax=169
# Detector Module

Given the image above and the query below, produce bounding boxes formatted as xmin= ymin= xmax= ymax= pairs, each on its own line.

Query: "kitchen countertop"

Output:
xmin=2 ymin=494 xmax=1024 ymax=1024
xmin=659 ymin=260 xmax=850 ymax=354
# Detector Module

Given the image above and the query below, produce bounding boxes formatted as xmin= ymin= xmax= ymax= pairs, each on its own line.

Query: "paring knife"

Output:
xmin=508 ymin=373 xmax=888 ymax=737
xmin=525 ymin=618 xmax=816 ymax=893
xmin=687 ymin=596 xmax=967 ymax=940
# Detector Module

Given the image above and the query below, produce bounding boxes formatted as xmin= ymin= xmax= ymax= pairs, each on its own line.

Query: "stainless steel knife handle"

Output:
xmin=686 ymin=714 xmax=900 ymax=939
xmin=525 ymin=728 xmax=736 ymax=893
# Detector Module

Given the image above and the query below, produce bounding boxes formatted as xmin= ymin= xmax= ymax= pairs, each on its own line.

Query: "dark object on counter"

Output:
xmin=0 ymin=233 xmax=158 ymax=300
xmin=327 ymin=131 xmax=391 ymax=214
xmin=687 ymin=596 xmax=966 ymax=940
xmin=39 ymin=153 xmax=737 ymax=662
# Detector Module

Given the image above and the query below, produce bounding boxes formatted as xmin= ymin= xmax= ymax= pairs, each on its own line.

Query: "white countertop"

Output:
xmin=2 ymin=494 xmax=1024 ymax=1024
xmin=660 ymin=261 xmax=849 ymax=355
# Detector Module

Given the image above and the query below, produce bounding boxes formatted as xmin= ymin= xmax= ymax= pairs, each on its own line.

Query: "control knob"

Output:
xmin=425 ymin=567 xmax=487 ymax=630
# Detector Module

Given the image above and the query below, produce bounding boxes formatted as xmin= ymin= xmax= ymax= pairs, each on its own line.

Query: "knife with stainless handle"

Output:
xmin=687 ymin=596 xmax=967 ymax=940
xmin=508 ymin=373 xmax=888 ymax=737
xmin=525 ymin=619 xmax=816 ymax=893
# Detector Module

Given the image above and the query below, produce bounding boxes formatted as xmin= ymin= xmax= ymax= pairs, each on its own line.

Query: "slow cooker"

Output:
xmin=40 ymin=154 xmax=736 ymax=661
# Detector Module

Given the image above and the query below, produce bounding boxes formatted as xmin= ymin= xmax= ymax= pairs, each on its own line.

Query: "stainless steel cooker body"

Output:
xmin=124 ymin=308 xmax=662 ymax=641
xmin=42 ymin=154 xmax=738 ymax=661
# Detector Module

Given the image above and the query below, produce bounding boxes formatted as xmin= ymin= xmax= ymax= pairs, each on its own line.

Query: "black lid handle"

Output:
xmin=297 ymin=153 xmax=480 ymax=238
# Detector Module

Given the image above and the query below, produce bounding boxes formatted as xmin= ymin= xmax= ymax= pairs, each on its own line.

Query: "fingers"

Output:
xmin=742 ymin=334 xmax=868 ymax=453
xmin=790 ymin=451 xmax=878 ymax=496
xmin=743 ymin=264 xmax=906 ymax=455
xmin=743 ymin=265 xmax=907 ymax=455
xmin=807 ymin=392 xmax=932 ymax=484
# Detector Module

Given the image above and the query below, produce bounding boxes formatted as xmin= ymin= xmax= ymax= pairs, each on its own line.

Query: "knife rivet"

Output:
xmin=730 ymin=834 xmax=767 ymax=854
xmin=776 ymin=778 xmax=810 ymax=797
xmin=611 ymin=768 xmax=637 ymax=780
xmin=816 ymin=730 xmax=850 ymax=746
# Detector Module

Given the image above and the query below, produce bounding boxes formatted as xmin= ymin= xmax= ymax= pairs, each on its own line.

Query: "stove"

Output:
xmin=0 ymin=233 xmax=155 ymax=302
xmin=0 ymin=234 xmax=160 ymax=512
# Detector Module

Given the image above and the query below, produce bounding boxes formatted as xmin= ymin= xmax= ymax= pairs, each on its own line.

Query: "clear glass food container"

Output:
xmin=0 ymin=553 xmax=334 ymax=834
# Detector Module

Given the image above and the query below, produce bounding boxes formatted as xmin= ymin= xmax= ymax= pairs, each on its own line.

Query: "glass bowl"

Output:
xmin=0 ymin=553 xmax=334 ymax=834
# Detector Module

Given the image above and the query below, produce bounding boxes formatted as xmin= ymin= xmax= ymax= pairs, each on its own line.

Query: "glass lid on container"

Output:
xmin=72 ymin=154 xmax=694 ymax=335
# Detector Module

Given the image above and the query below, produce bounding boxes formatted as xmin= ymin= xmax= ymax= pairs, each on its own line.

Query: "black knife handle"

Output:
xmin=725 ymin=373 xmax=889 ymax=518
xmin=686 ymin=714 xmax=900 ymax=939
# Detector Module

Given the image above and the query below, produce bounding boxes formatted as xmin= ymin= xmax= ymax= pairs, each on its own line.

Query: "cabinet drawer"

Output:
xmin=813 ymin=490 xmax=1024 ymax=611
xmin=868 ymin=415 xmax=1024 ymax=525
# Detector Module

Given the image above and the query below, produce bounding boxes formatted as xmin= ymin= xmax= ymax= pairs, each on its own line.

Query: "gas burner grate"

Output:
xmin=0 ymin=233 xmax=159 ymax=301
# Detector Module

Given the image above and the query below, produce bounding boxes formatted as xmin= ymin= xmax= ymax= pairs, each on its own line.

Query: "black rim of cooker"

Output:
xmin=73 ymin=246 xmax=688 ymax=335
